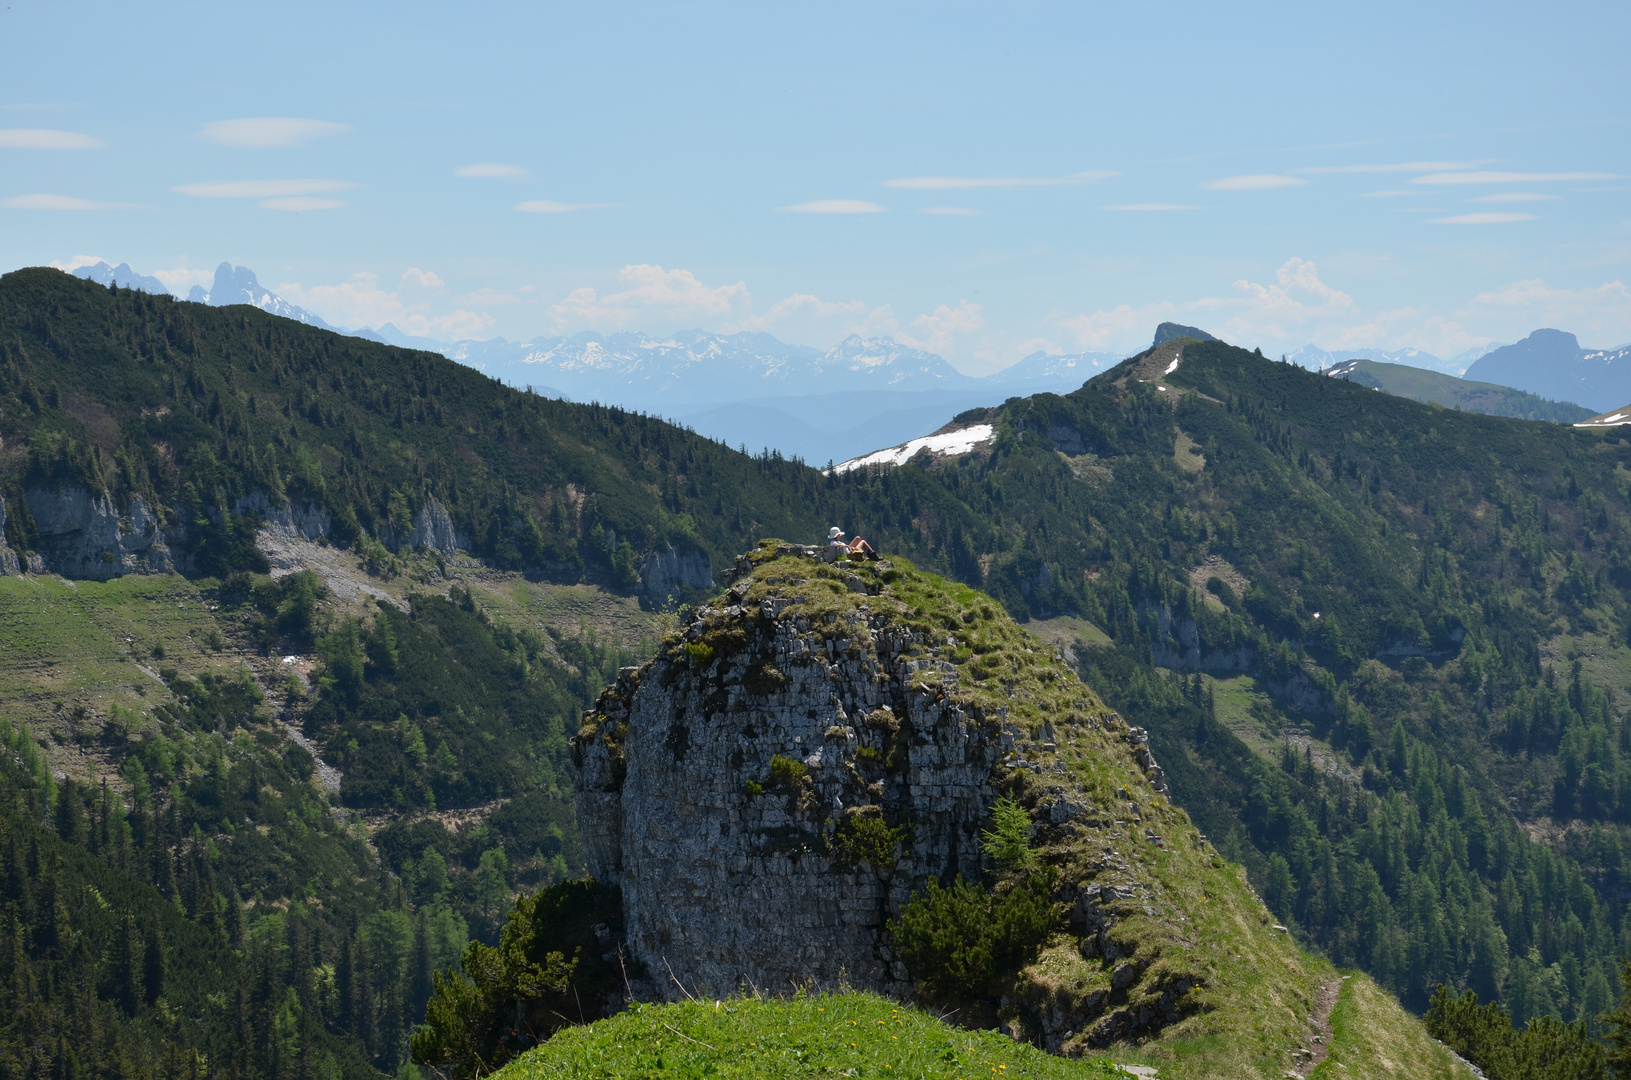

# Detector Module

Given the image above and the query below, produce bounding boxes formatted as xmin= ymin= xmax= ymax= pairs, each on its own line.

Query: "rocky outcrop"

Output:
xmin=233 ymin=490 xmax=331 ymax=542
xmin=23 ymin=487 xmax=178 ymax=579
xmin=638 ymin=542 xmax=713 ymax=604
xmin=1143 ymin=602 xmax=1254 ymax=675
xmin=572 ymin=544 xmax=1215 ymax=1056
xmin=407 ymin=496 xmax=461 ymax=553
xmin=0 ymin=498 xmax=19 ymax=576
xmin=574 ymin=580 xmax=1006 ymax=998
xmin=369 ymin=496 xmax=463 ymax=554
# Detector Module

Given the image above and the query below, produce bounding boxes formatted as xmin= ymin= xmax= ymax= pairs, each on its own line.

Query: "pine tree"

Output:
xmin=1602 ymin=956 xmax=1631 ymax=1077
xmin=108 ymin=916 xmax=140 ymax=1015
xmin=141 ymin=917 xmax=165 ymax=1007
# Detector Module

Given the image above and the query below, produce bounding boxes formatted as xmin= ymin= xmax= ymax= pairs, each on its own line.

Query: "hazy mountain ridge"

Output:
xmin=1466 ymin=329 xmax=1631 ymax=413
xmin=70 ymin=260 xmax=171 ymax=296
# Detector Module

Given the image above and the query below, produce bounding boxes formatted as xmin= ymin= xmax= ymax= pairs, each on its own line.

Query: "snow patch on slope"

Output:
xmin=832 ymin=424 xmax=994 ymax=473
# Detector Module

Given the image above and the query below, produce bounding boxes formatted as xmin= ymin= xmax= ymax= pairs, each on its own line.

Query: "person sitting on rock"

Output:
xmin=828 ymin=526 xmax=877 ymax=560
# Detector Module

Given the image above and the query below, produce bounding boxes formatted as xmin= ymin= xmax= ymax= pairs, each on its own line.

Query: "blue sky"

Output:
xmin=2 ymin=1 xmax=1628 ymax=373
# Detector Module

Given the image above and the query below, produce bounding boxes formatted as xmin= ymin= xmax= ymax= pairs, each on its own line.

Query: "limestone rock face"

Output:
xmin=407 ymin=496 xmax=462 ymax=553
xmin=0 ymin=497 xmax=19 ymax=576
xmin=639 ymin=542 xmax=713 ymax=604
xmin=23 ymin=487 xmax=179 ymax=579
xmin=573 ymin=544 xmax=1231 ymax=1058
xmin=234 ymin=490 xmax=331 ymax=542
xmin=574 ymin=564 xmax=1012 ymax=999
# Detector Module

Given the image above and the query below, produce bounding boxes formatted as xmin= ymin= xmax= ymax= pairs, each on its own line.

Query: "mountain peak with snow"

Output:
xmin=187 ymin=262 xmax=337 ymax=331
xmin=814 ymin=335 xmax=969 ymax=386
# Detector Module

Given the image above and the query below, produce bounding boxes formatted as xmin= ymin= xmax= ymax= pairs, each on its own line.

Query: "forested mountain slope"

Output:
xmin=4 ymin=268 xmax=1631 ymax=1072
xmin=0 ymin=268 xmax=828 ymax=599
xmin=822 ymin=336 xmax=1631 ymax=1028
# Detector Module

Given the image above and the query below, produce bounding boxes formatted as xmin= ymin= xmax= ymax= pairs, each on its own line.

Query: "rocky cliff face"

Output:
xmin=638 ymin=542 xmax=715 ymax=604
xmin=2 ymin=485 xmax=466 ymax=579
xmin=574 ymin=567 xmax=1007 ymax=998
xmin=22 ymin=488 xmax=179 ymax=579
xmin=0 ymin=497 xmax=19 ymax=576
xmin=571 ymin=543 xmax=1281 ymax=1056
xmin=233 ymin=490 xmax=331 ymax=543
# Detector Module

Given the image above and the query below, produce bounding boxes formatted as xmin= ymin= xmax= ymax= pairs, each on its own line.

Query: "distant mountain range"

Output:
xmin=1464 ymin=329 xmax=1631 ymax=414
xmin=68 ymin=257 xmax=1628 ymax=457
xmin=71 ymin=260 xmax=170 ymax=295
xmin=420 ymin=329 xmax=1123 ymax=406
xmin=72 ymin=260 xmax=341 ymax=332
xmin=419 ymin=330 xmax=1124 ymax=463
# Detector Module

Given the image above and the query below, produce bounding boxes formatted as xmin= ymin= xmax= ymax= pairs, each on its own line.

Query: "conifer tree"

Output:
xmin=1602 ymin=957 xmax=1631 ymax=1077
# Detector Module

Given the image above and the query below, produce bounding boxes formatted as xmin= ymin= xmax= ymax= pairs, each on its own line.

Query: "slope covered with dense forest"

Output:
xmin=5 ymin=268 xmax=1631 ymax=1074
xmin=822 ymin=337 xmax=1631 ymax=1032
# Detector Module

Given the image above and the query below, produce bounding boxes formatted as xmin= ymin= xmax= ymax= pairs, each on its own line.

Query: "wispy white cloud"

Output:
xmin=175 ymin=179 xmax=358 ymax=198
xmin=514 ymin=199 xmax=612 ymax=213
xmin=1053 ymin=302 xmax=1178 ymax=349
xmin=197 ymin=118 xmax=352 ymax=149
xmin=1200 ymin=258 xmax=1362 ymax=341
xmin=1294 ymin=160 xmax=1487 ymax=174
xmin=259 ymin=197 xmax=346 ymax=211
xmin=895 ymin=300 xmax=985 ymax=355
xmin=919 ymin=206 xmax=981 ymax=216
xmin=1468 ymin=192 xmax=1558 ymax=204
xmin=1053 ymin=258 xmax=1359 ymax=352
xmin=1465 ymin=278 xmax=1631 ymax=346
xmin=882 ymin=170 xmax=1115 ymax=190
xmin=1200 ymin=174 xmax=1308 ymax=191
xmin=0 ymin=128 xmax=101 ymax=149
xmin=276 ymin=268 xmax=493 ymax=339
xmin=1431 ymin=212 xmax=1539 ymax=224
xmin=1048 ymin=258 xmax=1631 ymax=361
xmin=780 ymin=199 xmax=886 ymax=213
xmin=1360 ymin=190 xmax=1416 ymax=198
xmin=548 ymin=264 xmax=751 ymax=330
xmin=728 ymin=292 xmax=869 ymax=334
xmin=1102 ymin=203 xmax=1199 ymax=211
xmin=456 ymin=163 xmax=529 ymax=179
xmin=151 ymin=265 xmax=214 ymax=294
xmin=2 ymin=193 xmax=137 ymax=210
xmin=1411 ymin=170 xmax=1620 ymax=185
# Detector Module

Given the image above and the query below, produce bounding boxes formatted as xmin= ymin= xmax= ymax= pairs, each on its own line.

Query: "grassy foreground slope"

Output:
xmin=497 ymin=984 xmax=1464 ymax=1080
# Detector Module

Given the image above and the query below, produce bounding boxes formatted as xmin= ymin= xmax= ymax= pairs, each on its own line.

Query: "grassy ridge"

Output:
xmin=490 ymin=981 xmax=1470 ymax=1080
xmin=1330 ymin=359 xmax=1593 ymax=423
xmin=498 ymin=993 xmax=1129 ymax=1079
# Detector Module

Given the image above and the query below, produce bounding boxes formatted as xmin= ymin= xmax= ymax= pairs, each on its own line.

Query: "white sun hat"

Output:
xmin=829 ymin=526 xmax=844 ymax=539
